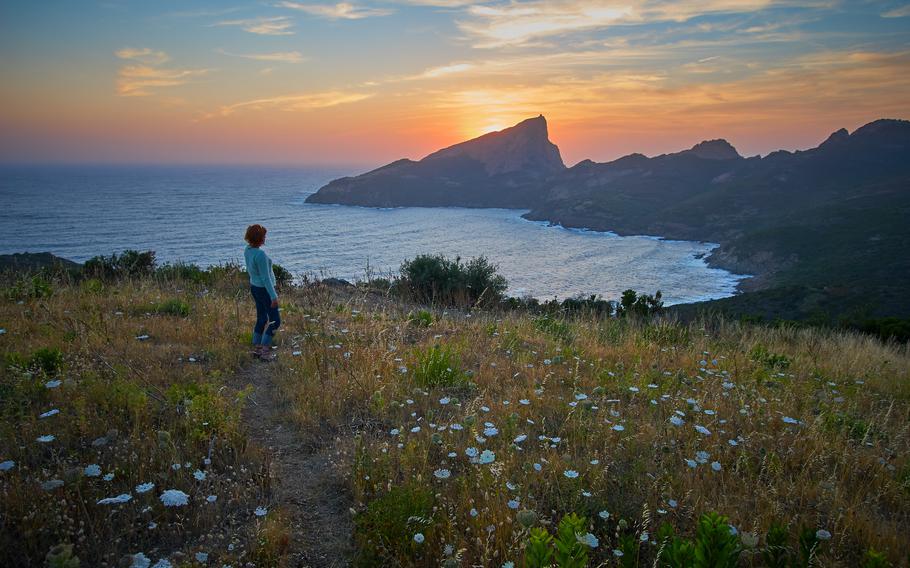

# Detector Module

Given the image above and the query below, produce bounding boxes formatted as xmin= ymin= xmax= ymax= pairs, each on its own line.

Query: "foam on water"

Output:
xmin=1 ymin=165 xmax=748 ymax=304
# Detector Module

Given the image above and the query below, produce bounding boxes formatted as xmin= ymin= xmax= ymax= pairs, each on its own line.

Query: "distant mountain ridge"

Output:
xmin=306 ymin=116 xmax=910 ymax=319
xmin=305 ymin=115 xmax=565 ymax=208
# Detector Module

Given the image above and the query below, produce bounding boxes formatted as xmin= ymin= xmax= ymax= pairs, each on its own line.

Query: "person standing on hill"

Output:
xmin=244 ymin=224 xmax=280 ymax=359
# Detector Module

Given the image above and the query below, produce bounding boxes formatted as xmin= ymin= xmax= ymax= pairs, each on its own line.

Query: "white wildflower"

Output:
xmin=97 ymin=493 xmax=132 ymax=505
xmin=160 ymin=489 xmax=189 ymax=507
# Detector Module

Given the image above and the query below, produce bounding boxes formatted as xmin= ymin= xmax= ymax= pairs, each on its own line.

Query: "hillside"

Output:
xmin=306 ymin=117 xmax=910 ymax=320
xmin=1 ymin=265 xmax=908 ymax=566
xmin=305 ymin=115 xmax=565 ymax=208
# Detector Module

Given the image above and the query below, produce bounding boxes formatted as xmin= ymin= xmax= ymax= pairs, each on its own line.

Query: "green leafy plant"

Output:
xmin=30 ymin=347 xmax=64 ymax=375
xmin=862 ymin=548 xmax=891 ymax=568
xmin=762 ymin=521 xmax=791 ymax=568
xmin=749 ymin=344 xmax=791 ymax=369
xmin=155 ymin=298 xmax=190 ymax=317
xmin=658 ymin=522 xmax=696 ymax=567
xmin=694 ymin=512 xmax=740 ymax=568
xmin=525 ymin=527 xmax=555 ymax=568
xmin=553 ymin=513 xmax=588 ymax=568
xmin=408 ymin=309 xmax=433 ymax=327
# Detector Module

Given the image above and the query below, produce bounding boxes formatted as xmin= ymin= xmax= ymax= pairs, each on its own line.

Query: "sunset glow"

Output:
xmin=1 ymin=1 xmax=908 ymax=167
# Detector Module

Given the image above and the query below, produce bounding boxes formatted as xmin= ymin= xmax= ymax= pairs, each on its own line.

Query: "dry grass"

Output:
xmin=2 ymin=272 xmax=908 ymax=567
xmin=0 ymin=274 xmax=280 ymax=567
xmin=269 ymin=289 xmax=910 ymax=566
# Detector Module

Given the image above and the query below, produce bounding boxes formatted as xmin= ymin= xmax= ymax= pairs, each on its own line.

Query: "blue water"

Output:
xmin=0 ymin=165 xmax=747 ymax=304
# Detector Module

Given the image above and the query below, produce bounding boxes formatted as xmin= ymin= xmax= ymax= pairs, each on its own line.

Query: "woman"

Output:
xmin=244 ymin=224 xmax=280 ymax=359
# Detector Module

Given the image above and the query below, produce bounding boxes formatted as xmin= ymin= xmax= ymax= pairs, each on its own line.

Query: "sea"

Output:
xmin=0 ymin=165 xmax=747 ymax=305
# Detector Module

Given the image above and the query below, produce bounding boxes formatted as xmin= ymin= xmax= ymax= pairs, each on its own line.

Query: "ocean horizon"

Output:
xmin=2 ymin=164 xmax=747 ymax=305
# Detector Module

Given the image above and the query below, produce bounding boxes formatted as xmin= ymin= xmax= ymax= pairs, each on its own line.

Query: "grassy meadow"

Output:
xmin=1 ymin=264 xmax=908 ymax=567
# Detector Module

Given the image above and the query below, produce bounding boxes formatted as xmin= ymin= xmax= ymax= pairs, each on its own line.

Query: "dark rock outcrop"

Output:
xmin=305 ymin=115 xmax=565 ymax=208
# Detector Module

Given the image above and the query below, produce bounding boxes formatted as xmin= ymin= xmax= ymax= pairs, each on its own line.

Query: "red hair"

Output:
xmin=245 ymin=224 xmax=267 ymax=247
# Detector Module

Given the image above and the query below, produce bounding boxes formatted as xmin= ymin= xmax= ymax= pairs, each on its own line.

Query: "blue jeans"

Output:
xmin=251 ymin=285 xmax=280 ymax=345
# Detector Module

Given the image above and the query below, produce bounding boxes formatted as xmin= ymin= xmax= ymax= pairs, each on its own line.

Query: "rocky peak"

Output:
xmin=680 ymin=139 xmax=742 ymax=160
xmin=820 ymin=128 xmax=849 ymax=148
xmin=422 ymin=115 xmax=565 ymax=175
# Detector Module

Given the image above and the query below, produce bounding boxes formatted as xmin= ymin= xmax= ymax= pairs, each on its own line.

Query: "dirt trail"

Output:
xmin=236 ymin=361 xmax=355 ymax=567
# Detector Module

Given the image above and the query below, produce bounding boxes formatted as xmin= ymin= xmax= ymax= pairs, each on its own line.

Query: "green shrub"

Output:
xmin=155 ymin=298 xmax=190 ymax=317
xmin=749 ymin=344 xmax=791 ymax=369
xmin=399 ymin=254 xmax=507 ymax=307
xmin=30 ymin=347 xmax=64 ymax=375
xmin=79 ymin=278 xmax=104 ymax=294
xmin=845 ymin=317 xmax=910 ymax=343
xmin=617 ymin=289 xmax=664 ymax=318
xmin=155 ymin=262 xmax=208 ymax=284
xmin=354 ymin=485 xmax=434 ymax=566
xmin=84 ymin=250 xmax=156 ymax=281
xmin=411 ymin=345 xmax=470 ymax=389
xmin=407 ymin=309 xmax=433 ymax=327
xmin=535 ymin=315 xmax=573 ymax=343
xmin=862 ymin=548 xmax=891 ymax=568
xmin=3 ymin=274 xmax=54 ymax=301
xmin=272 ymin=263 xmax=293 ymax=288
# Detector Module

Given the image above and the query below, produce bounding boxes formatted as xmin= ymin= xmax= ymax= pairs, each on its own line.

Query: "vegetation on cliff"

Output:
xmin=1 ymin=255 xmax=908 ymax=566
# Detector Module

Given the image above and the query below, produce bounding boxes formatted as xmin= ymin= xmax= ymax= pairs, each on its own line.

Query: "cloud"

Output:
xmin=413 ymin=62 xmax=475 ymax=79
xmin=115 ymin=47 xmax=170 ymax=65
xmin=459 ymin=3 xmax=631 ymax=48
xmin=422 ymin=48 xmax=910 ymax=133
xmin=117 ymin=65 xmax=209 ymax=97
xmin=276 ymin=2 xmax=394 ymax=19
xmin=212 ymin=16 xmax=295 ymax=35
xmin=201 ymin=91 xmax=373 ymax=119
xmin=115 ymin=48 xmax=208 ymax=96
xmin=216 ymin=49 xmax=307 ymax=63
xmin=456 ymin=1 xmax=833 ymax=48
xmin=881 ymin=5 xmax=910 ymax=18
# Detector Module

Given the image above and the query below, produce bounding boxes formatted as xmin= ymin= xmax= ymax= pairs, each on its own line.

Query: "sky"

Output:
xmin=1 ymin=1 xmax=908 ymax=167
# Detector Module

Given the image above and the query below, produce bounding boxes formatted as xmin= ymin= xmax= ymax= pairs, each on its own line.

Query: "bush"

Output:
xmin=617 ymin=289 xmax=664 ymax=318
xmin=155 ymin=299 xmax=190 ymax=317
xmin=30 ymin=347 xmax=64 ymax=375
xmin=84 ymin=250 xmax=156 ymax=281
xmin=846 ymin=317 xmax=910 ymax=343
xmin=749 ymin=344 xmax=791 ymax=369
xmin=272 ymin=263 xmax=293 ymax=288
xmin=399 ymin=254 xmax=507 ymax=307
xmin=407 ymin=310 xmax=433 ymax=327
xmin=3 ymin=274 xmax=53 ymax=301
xmin=155 ymin=262 xmax=208 ymax=284
xmin=535 ymin=315 xmax=573 ymax=343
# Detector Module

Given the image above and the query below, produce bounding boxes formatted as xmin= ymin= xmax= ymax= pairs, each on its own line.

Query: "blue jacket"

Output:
xmin=244 ymin=245 xmax=278 ymax=300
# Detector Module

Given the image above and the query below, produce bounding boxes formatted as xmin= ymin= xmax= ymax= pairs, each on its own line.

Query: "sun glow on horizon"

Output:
xmin=0 ymin=1 xmax=908 ymax=165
